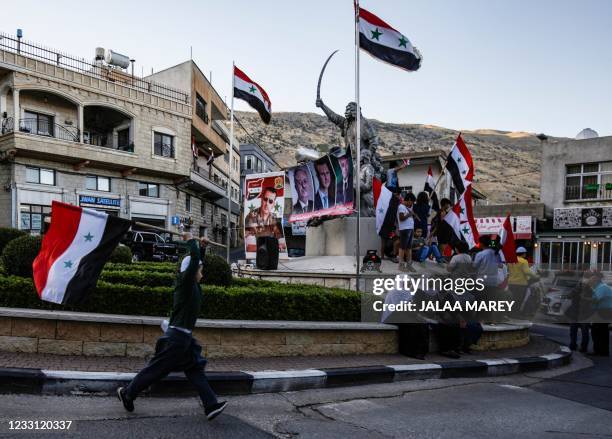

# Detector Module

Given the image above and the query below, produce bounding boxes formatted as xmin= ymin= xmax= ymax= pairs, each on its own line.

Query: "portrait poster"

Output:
xmin=288 ymin=149 xmax=354 ymax=222
xmin=243 ymin=172 xmax=287 ymax=259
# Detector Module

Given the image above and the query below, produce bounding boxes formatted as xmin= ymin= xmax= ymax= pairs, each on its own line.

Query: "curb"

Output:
xmin=0 ymin=346 xmax=572 ymax=397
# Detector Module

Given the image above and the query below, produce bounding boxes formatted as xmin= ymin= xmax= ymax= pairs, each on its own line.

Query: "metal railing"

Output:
xmin=85 ymin=131 xmax=134 ymax=152
xmin=0 ymin=32 xmax=190 ymax=104
xmin=0 ymin=117 xmax=13 ymax=135
xmin=565 ymin=184 xmax=612 ymax=201
xmin=19 ymin=118 xmax=79 ymax=142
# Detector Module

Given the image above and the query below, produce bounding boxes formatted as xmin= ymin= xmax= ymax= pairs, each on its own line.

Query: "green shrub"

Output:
xmin=0 ymin=274 xmax=360 ymax=321
xmin=0 ymin=228 xmax=27 ymax=254
xmin=2 ymin=235 xmax=42 ymax=277
xmin=103 ymin=262 xmax=177 ymax=273
xmin=109 ymin=245 xmax=132 ymax=264
xmin=100 ymin=270 xmax=175 ymax=287
xmin=201 ymin=254 xmax=232 ymax=287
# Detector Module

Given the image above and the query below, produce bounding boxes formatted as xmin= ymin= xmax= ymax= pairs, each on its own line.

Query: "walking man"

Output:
xmin=117 ymin=233 xmax=227 ymax=420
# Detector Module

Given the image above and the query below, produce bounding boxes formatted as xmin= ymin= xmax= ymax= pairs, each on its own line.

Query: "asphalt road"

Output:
xmin=0 ymin=324 xmax=610 ymax=439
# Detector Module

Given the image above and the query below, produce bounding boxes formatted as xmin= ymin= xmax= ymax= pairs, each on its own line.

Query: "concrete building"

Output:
xmin=381 ymin=150 xmax=486 ymax=203
xmin=0 ymin=32 xmax=197 ymax=238
xmin=146 ymin=60 xmax=242 ymax=252
xmin=239 ymin=142 xmax=281 ymax=195
xmin=536 ymin=136 xmax=612 ymax=272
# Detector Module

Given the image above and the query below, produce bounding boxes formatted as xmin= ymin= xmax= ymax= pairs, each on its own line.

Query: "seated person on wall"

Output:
xmin=411 ymin=228 xmax=444 ymax=263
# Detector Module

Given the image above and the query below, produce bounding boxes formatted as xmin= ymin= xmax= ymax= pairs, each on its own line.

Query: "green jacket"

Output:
xmin=168 ymin=239 xmax=202 ymax=331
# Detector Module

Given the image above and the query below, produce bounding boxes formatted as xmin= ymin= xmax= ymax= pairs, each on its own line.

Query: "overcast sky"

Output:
xmin=3 ymin=0 xmax=611 ymax=137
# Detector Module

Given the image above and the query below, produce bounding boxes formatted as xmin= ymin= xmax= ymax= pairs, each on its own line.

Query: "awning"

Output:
xmin=476 ymin=216 xmax=532 ymax=239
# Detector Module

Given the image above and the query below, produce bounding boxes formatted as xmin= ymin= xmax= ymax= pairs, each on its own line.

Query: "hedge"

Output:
xmin=99 ymin=270 xmax=175 ymax=287
xmin=2 ymin=235 xmax=42 ymax=277
xmin=0 ymin=228 xmax=27 ymax=254
xmin=103 ymin=262 xmax=177 ymax=273
xmin=0 ymin=275 xmax=361 ymax=321
xmin=109 ymin=245 xmax=132 ymax=264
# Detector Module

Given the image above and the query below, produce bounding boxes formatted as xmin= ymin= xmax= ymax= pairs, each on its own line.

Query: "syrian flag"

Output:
xmin=33 ymin=201 xmax=132 ymax=305
xmin=445 ymin=134 xmax=474 ymax=196
xmin=443 ymin=186 xmax=479 ymax=249
xmin=206 ymin=154 xmax=215 ymax=166
xmin=357 ymin=6 xmax=422 ymax=72
xmin=499 ymin=215 xmax=518 ymax=263
xmin=373 ymin=176 xmax=383 ymax=207
xmin=423 ymin=165 xmax=440 ymax=212
xmin=233 ymin=66 xmax=271 ymax=124
xmin=191 ymin=136 xmax=198 ymax=158
xmin=375 ymin=184 xmax=399 ymax=237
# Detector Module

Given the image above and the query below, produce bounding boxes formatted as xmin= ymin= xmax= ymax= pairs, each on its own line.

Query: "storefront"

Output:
xmin=15 ymin=184 xmax=63 ymax=235
xmin=129 ymin=195 xmax=170 ymax=232
xmin=535 ymin=206 xmax=612 ymax=272
xmin=77 ymin=194 xmax=121 ymax=216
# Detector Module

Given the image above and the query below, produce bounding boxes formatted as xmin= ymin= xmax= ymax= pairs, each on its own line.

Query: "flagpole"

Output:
xmin=354 ymin=0 xmax=361 ymax=291
xmin=227 ymin=61 xmax=235 ymax=263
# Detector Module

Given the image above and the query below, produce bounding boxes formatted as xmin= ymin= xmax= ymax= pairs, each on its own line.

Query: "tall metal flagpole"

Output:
xmin=354 ymin=0 xmax=361 ymax=290
xmin=227 ymin=61 xmax=235 ymax=263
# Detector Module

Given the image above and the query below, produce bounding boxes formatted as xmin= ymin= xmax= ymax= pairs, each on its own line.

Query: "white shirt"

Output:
xmin=397 ymin=204 xmax=414 ymax=230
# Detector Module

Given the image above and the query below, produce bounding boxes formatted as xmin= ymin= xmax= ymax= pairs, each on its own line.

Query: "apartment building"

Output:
xmin=0 ymin=32 xmax=195 ymax=236
xmin=536 ymin=136 xmax=612 ymax=272
xmin=147 ymin=61 xmax=241 ymax=250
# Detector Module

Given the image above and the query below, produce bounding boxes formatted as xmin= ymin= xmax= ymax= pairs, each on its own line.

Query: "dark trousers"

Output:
xmin=125 ymin=328 xmax=218 ymax=408
xmin=461 ymin=322 xmax=483 ymax=350
xmin=434 ymin=323 xmax=461 ymax=353
xmin=397 ymin=323 xmax=429 ymax=357
xmin=569 ymin=323 xmax=590 ymax=351
xmin=591 ymin=323 xmax=610 ymax=355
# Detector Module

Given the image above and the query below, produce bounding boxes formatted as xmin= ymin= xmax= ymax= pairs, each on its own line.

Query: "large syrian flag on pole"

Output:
xmin=375 ymin=184 xmax=399 ymax=237
xmin=33 ymin=201 xmax=132 ymax=305
xmin=424 ymin=165 xmax=440 ymax=212
xmin=233 ymin=66 xmax=272 ymax=124
xmin=357 ymin=6 xmax=422 ymax=72
xmin=443 ymin=186 xmax=480 ymax=249
xmin=445 ymin=134 xmax=474 ymax=196
xmin=499 ymin=214 xmax=518 ymax=263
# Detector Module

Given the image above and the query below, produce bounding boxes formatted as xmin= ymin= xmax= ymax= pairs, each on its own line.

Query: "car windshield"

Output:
xmin=555 ymin=278 xmax=579 ymax=288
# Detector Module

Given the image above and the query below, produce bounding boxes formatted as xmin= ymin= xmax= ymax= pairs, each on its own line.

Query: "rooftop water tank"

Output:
xmin=104 ymin=49 xmax=130 ymax=69
xmin=575 ymin=128 xmax=599 ymax=140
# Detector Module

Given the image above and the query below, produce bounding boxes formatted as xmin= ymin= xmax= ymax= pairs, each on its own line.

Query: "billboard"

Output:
xmin=288 ymin=149 xmax=354 ymax=222
xmin=243 ymin=172 xmax=288 ymax=259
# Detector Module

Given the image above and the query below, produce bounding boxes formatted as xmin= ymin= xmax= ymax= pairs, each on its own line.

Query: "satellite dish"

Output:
xmin=575 ymin=128 xmax=598 ymax=140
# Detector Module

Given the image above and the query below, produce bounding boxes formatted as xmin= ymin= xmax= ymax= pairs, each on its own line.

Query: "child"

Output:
xmin=397 ymin=192 xmax=416 ymax=271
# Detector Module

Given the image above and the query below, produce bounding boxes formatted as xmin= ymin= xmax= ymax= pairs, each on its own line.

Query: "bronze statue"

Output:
xmin=316 ymin=51 xmax=385 ymax=217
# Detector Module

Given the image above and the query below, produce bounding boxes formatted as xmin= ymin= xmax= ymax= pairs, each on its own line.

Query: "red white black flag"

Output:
xmin=234 ymin=66 xmax=272 ymax=124
xmin=33 ymin=201 xmax=132 ymax=305
xmin=357 ymin=6 xmax=422 ymax=72
xmin=424 ymin=165 xmax=440 ymax=211
xmin=499 ymin=214 xmax=518 ymax=263
xmin=443 ymin=186 xmax=480 ymax=249
xmin=445 ymin=134 xmax=474 ymax=196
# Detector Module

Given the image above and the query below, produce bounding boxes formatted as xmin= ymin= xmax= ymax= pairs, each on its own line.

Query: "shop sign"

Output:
xmin=79 ymin=195 xmax=120 ymax=209
xmin=554 ymin=206 xmax=612 ymax=229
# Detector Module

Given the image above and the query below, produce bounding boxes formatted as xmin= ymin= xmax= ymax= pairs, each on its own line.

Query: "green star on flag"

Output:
xmin=64 ymin=260 xmax=73 ymax=269
xmin=460 ymin=207 xmax=465 ymax=214
xmin=84 ymin=232 xmax=94 ymax=242
xmin=462 ymin=227 xmax=470 ymax=235
xmin=249 ymin=85 xmax=257 ymax=93
xmin=398 ymin=35 xmax=408 ymax=48
xmin=370 ymin=28 xmax=382 ymax=41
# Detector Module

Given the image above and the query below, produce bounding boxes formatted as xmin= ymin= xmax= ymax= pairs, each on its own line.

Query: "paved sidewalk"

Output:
xmin=0 ymin=336 xmax=557 ymax=373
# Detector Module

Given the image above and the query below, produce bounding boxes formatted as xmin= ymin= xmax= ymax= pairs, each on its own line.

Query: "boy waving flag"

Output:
xmin=233 ymin=66 xmax=272 ymax=124
xmin=357 ymin=5 xmax=422 ymax=72
xmin=33 ymin=201 xmax=132 ymax=305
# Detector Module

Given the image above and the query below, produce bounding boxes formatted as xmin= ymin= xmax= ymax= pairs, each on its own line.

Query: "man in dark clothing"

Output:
xmin=117 ymin=233 xmax=227 ymax=421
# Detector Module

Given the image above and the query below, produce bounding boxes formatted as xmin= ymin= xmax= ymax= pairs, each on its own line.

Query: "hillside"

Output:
xmin=234 ymin=111 xmax=563 ymax=203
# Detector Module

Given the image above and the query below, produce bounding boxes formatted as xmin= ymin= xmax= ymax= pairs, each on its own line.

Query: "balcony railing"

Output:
xmin=0 ymin=32 xmax=190 ymax=104
xmin=18 ymin=118 xmax=79 ymax=142
xmin=565 ymin=184 xmax=612 ymax=201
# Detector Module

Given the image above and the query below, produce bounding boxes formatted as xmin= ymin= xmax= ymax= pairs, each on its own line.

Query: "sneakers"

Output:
xmin=117 ymin=387 xmax=134 ymax=412
xmin=205 ymin=401 xmax=228 ymax=421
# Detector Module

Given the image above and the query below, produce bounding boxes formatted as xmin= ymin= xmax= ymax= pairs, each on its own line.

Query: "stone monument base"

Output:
xmin=305 ymin=217 xmax=379 ymax=257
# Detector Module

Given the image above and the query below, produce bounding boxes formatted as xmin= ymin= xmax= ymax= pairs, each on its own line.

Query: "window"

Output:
xmin=565 ymin=162 xmax=612 ymax=201
xmin=26 ymin=167 xmax=55 ymax=185
xmin=195 ymin=94 xmax=208 ymax=123
xmin=186 ymin=193 xmax=191 ymax=212
xmin=201 ymin=200 xmax=206 ymax=216
xmin=117 ymin=128 xmax=130 ymax=148
xmin=23 ymin=111 xmax=53 ymax=137
xmin=86 ymin=175 xmax=111 ymax=192
xmin=256 ymin=157 xmax=262 ymax=173
xmin=20 ymin=204 xmax=51 ymax=233
xmin=224 ymin=152 xmax=229 ymax=163
xmin=153 ymin=132 xmax=174 ymax=158
xmin=246 ymin=155 xmax=253 ymax=170
xmin=138 ymin=182 xmax=159 ymax=197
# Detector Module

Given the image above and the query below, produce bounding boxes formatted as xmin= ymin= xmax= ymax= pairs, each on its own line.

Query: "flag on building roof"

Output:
xmin=445 ymin=134 xmax=474 ymax=196
xmin=33 ymin=201 xmax=132 ymax=305
xmin=357 ymin=5 xmax=422 ymax=72
xmin=423 ymin=165 xmax=440 ymax=212
xmin=233 ymin=66 xmax=271 ymax=124
xmin=443 ymin=186 xmax=479 ymax=249
xmin=499 ymin=214 xmax=518 ymax=263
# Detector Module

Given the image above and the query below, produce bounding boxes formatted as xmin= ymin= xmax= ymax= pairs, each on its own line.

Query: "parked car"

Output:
xmin=121 ymin=231 xmax=179 ymax=262
xmin=540 ymin=275 xmax=582 ymax=317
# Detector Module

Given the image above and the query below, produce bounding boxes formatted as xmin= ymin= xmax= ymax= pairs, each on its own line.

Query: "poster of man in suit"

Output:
xmin=288 ymin=165 xmax=315 ymax=217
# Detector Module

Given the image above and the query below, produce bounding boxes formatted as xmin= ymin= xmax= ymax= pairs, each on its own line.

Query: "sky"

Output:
xmin=2 ymin=0 xmax=611 ymax=137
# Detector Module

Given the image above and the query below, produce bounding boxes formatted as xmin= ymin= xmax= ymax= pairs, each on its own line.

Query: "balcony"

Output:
xmin=187 ymin=165 xmax=226 ymax=200
xmin=2 ymin=117 xmax=80 ymax=142
xmin=565 ymin=184 xmax=612 ymax=202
